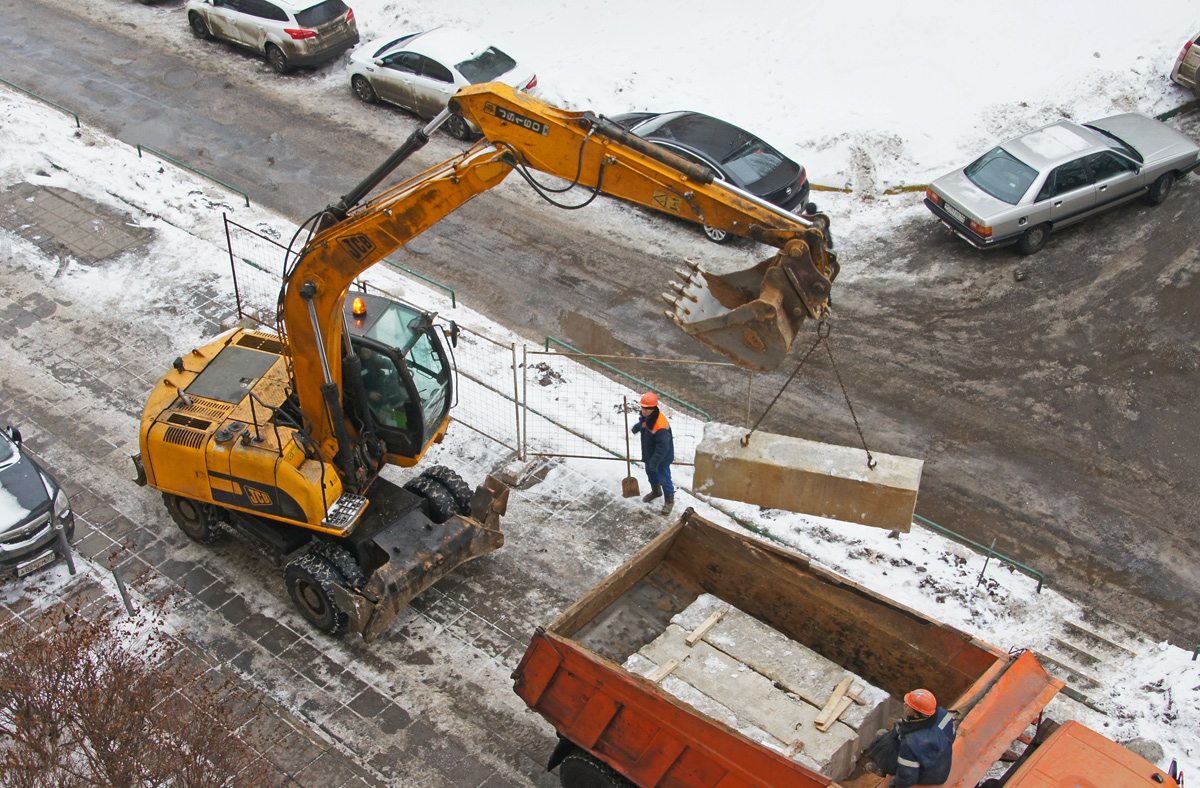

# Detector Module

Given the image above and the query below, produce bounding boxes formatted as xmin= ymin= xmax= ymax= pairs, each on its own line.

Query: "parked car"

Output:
xmin=185 ymin=0 xmax=359 ymax=75
xmin=1170 ymin=32 xmax=1200 ymax=94
xmin=0 ymin=426 xmax=74 ymax=580
xmin=925 ymin=113 xmax=1200 ymax=254
xmin=608 ymin=110 xmax=813 ymax=243
xmin=348 ymin=28 xmax=537 ymax=141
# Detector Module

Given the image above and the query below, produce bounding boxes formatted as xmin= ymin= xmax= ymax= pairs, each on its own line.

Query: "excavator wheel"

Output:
xmin=284 ymin=552 xmax=349 ymax=635
xmin=163 ymin=493 xmax=223 ymax=545
xmin=421 ymin=466 xmax=472 ymax=514
xmin=403 ymin=476 xmax=458 ymax=524
xmin=558 ymin=749 xmax=636 ymax=788
xmin=312 ymin=541 xmax=366 ymax=590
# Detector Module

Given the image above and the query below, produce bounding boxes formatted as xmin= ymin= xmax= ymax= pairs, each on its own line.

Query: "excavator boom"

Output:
xmin=452 ymin=85 xmax=838 ymax=371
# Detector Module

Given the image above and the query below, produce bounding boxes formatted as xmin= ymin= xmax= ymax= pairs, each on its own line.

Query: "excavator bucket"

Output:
xmin=664 ymin=239 xmax=837 ymax=371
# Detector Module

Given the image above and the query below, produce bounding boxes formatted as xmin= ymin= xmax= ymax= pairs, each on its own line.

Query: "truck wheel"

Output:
xmin=163 ymin=493 xmax=223 ymax=545
xmin=403 ymin=476 xmax=458 ymax=524
xmin=284 ymin=553 xmax=349 ymax=635
xmin=559 ymin=751 xmax=635 ymax=788
xmin=422 ymin=466 xmax=472 ymax=514
xmin=312 ymin=542 xmax=366 ymax=589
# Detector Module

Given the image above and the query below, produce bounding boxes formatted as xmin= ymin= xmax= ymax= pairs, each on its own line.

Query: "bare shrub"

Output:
xmin=0 ymin=597 xmax=269 ymax=788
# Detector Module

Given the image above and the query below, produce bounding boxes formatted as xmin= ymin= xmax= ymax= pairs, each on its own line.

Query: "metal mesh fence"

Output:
xmin=522 ymin=347 xmax=746 ymax=466
xmin=448 ymin=327 xmax=520 ymax=453
xmin=225 ymin=215 xmax=293 ymax=328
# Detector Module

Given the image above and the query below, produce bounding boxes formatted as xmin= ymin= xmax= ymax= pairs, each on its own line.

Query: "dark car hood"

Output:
xmin=0 ymin=455 xmax=52 ymax=530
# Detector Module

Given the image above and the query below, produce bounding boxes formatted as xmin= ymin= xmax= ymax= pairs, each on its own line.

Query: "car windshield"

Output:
xmin=964 ymin=147 xmax=1039 ymax=204
xmin=1083 ymin=124 xmax=1143 ymax=163
xmin=295 ymin=0 xmax=348 ymax=27
xmin=455 ymin=47 xmax=517 ymax=84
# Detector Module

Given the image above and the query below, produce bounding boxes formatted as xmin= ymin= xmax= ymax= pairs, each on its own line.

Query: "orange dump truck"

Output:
xmin=512 ymin=509 xmax=1182 ymax=788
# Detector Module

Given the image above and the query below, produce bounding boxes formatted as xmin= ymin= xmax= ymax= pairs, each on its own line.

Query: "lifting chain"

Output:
xmin=742 ymin=320 xmax=877 ymax=471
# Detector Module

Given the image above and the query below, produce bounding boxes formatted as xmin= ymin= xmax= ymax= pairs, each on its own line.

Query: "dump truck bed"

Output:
xmin=513 ymin=509 xmax=1062 ymax=788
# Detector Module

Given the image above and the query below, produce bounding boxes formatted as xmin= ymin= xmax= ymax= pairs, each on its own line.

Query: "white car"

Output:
xmin=348 ymin=28 xmax=537 ymax=140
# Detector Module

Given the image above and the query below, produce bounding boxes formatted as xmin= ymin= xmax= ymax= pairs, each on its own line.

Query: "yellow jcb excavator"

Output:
xmin=133 ymin=84 xmax=838 ymax=641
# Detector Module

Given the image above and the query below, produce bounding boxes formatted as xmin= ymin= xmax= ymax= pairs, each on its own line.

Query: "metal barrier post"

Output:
xmin=511 ymin=342 xmax=522 ymax=460
xmin=112 ymin=567 xmax=136 ymax=616
xmin=522 ymin=345 xmax=529 ymax=461
xmin=54 ymin=521 xmax=76 ymax=576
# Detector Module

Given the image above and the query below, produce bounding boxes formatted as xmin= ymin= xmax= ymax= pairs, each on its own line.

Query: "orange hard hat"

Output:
xmin=904 ymin=689 xmax=937 ymax=717
xmin=640 ymin=392 xmax=659 ymax=408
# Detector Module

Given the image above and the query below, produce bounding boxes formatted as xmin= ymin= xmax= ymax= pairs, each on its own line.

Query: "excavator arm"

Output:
xmin=281 ymin=83 xmax=838 ymax=475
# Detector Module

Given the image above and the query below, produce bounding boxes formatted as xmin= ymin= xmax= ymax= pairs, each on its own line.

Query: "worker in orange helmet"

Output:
xmin=865 ymin=688 xmax=956 ymax=786
xmin=630 ymin=392 xmax=675 ymax=515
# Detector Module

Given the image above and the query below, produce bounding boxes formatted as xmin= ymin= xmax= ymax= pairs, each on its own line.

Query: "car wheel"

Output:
xmin=284 ymin=552 xmax=349 ymax=635
xmin=351 ymin=75 xmax=377 ymax=104
xmin=403 ymin=475 xmax=458 ymax=524
xmin=702 ymin=224 xmax=733 ymax=244
xmin=265 ymin=43 xmax=290 ymax=75
xmin=189 ymin=13 xmax=212 ymax=40
xmin=163 ymin=493 xmax=223 ymax=544
xmin=443 ymin=113 xmax=474 ymax=141
xmin=1144 ymin=172 xmax=1176 ymax=206
xmin=559 ymin=750 xmax=636 ymax=788
xmin=1016 ymin=223 xmax=1050 ymax=255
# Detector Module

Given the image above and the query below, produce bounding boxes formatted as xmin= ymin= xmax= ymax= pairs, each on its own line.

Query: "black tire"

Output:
xmin=702 ymin=224 xmax=733 ymax=244
xmin=403 ymin=475 xmax=458 ymax=524
xmin=1016 ymin=223 xmax=1050 ymax=255
xmin=351 ymin=75 xmax=377 ymax=104
xmin=558 ymin=750 xmax=635 ymax=788
xmin=189 ymin=13 xmax=211 ymax=40
xmin=265 ymin=43 xmax=290 ymax=74
xmin=312 ymin=541 xmax=366 ymax=589
xmin=284 ymin=552 xmax=349 ymax=635
xmin=163 ymin=493 xmax=222 ymax=544
xmin=443 ymin=113 xmax=474 ymax=141
xmin=422 ymin=465 xmax=472 ymax=514
xmin=1143 ymin=172 xmax=1176 ymax=206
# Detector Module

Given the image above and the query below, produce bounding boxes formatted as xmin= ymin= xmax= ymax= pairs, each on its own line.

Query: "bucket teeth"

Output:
xmin=661 ymin=292 xmax=678 ymax=307
xmin=683 ymin=257 xmax=701 ymax=271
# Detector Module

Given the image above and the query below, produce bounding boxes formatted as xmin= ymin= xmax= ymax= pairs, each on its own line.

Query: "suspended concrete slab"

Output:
xmin=693 ymin=422 xmax=923 ymax=532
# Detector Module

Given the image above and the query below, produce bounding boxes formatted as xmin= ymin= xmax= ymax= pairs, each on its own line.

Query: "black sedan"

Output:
xmin=0 ymin=426 xmax=74 ymax=580
xmin=608 ymin=111 xmax=813 ymax=243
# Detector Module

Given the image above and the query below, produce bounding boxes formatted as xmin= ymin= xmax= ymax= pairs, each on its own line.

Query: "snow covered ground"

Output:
xmin=3 ymin=0 xmax=1200 ymax=775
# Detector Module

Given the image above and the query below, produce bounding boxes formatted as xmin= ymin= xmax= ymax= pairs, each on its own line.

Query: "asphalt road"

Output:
xmin=4 ymin=0 xmax=1199 ymax=650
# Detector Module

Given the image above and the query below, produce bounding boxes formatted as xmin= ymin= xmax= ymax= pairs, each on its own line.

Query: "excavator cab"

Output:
xmin=343 ymin=292 xmax=453 ymax=463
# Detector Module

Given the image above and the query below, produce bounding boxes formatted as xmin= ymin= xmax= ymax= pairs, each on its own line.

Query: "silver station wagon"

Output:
xmin=186 ymin=0 xmax=359 ymax=74
xmin=925 ymin=114 xmax=1200 ymax=254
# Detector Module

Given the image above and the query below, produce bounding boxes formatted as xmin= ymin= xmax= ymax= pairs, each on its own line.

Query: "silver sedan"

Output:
xmin=347 ymin=28 xmax=536 ymax=141
xmin=925 ymin=114 xmax=1200 ymax=254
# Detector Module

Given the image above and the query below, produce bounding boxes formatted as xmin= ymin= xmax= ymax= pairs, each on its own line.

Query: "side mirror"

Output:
xmin=445 ymin=321 xmax=459 ymax=348
xmin=6 ymin=426 xmax=22 ymax=445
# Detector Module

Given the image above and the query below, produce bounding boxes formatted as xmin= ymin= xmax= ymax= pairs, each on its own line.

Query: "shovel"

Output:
xmin=621 ymin=396 xmax=640 ymax=498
